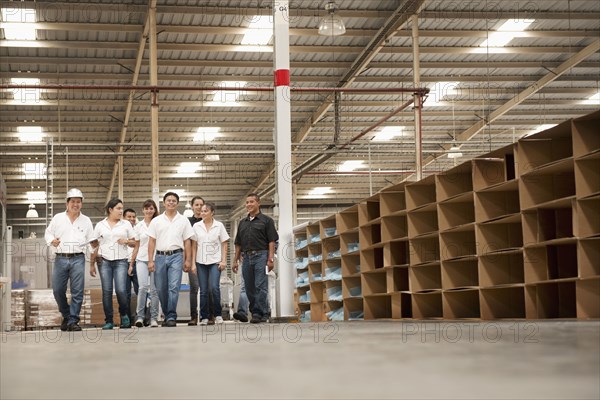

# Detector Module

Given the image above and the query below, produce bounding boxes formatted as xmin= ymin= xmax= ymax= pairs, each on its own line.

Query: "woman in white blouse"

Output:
xmin=191 ymin=202 xmax=230 ymax=325
xmin=131 ymin=199 xmax=160 ymax=328
xmin=90 ymin=199 xmax=137 ymax=330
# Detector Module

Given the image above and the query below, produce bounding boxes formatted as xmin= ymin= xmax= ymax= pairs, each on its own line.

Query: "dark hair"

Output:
xmin=191 ymin=196 xmax=204 ymax=205
xmin=203 ymin=201 xmax=216 ymax=213
xmin=123 ymin=208 xmax=136 ymax=216
xmin=105 ymin=198 xmax=123 ymax=215
xmin=247 ymin=193 xmax=260 ymax=202
xmin=142 ymin=199 xmax=159 ymax=219
xmin=163 ymin=191 xmax=179 ymax=202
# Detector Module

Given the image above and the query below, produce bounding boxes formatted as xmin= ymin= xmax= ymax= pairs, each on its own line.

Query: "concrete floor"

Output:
xmin=1 ymin=320 xmax=599 ymax=399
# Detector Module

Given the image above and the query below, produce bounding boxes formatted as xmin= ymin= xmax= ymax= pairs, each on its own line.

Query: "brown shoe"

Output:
xmin=207 ymin=317 xmax=216 ymax=326
xmin=187 ymin=317 xmax=198 ymax=326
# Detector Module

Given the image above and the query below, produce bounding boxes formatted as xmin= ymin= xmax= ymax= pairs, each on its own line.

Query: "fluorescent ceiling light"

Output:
xmin=1 ymin=8 xmax=37 ymax=40
xmin=241 ymin=16 xmax=272 ymax=45
xmin=194 ymin=127 xmax=220 ymax=142
xmin=177 ymin=162 xmax=201 ymax=175
xmin=22 ymin=162 xmax=46 ymax=179
xmin=18 ymin=126 xmax=44 ymax=142
xmin=373 ymin=126 xmax=404 ymax=142
xmin=27 ymin=191 xmax=46 ymax=203
xmin=480 ymin=19 xmax=534 ymax=48
xmin=308 ymin=187 xmax=332 ymax=197
xmin=26 ymin=203 xmax=39 ymax=218
xmin=447 ymin=145 xmax=463 ymax=159
xmin=338 ymin=160 xmax=364 ymax=172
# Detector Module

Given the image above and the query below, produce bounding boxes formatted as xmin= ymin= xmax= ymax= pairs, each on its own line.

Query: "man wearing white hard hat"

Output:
xmin=45 ymin=188 xmax=96 ymax=331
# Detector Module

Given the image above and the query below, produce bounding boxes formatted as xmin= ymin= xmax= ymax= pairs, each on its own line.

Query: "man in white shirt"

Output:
xmin=45 ymin=188 xmax=96 ymax=331
xmin=147 ymin=192 xmax=195 ymax=327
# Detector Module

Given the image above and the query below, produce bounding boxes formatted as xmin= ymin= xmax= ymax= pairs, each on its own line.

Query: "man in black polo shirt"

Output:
xmin=232 ymin=193 xmax=278 ymax=323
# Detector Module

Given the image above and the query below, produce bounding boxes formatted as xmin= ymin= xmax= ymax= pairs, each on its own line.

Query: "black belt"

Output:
xmin=156 ymin=248 xmax=183 ymax=256
xmin=243 ymin=249 xmax=267 ymax=255
xmin=56 ymin=253 xmax=84 ymax=258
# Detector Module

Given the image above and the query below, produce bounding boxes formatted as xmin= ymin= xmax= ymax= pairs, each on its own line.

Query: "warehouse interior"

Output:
xmin=1 ymin=0 xmax=599 ymax=399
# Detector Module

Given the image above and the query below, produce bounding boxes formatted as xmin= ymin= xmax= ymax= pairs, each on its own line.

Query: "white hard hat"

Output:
xmin=66 ymin=188 xmax=84 ymax=200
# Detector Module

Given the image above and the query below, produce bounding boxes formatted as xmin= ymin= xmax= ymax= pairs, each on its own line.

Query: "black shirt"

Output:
xmin=188 ymin=216 xmax=202 ymax=227
xmin=234 ymin=212 xmax=279 ymax=252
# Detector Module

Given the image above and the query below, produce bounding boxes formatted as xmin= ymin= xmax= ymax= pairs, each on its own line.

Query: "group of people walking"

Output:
xmin=45 ymin=188 xmax=278 ymax=331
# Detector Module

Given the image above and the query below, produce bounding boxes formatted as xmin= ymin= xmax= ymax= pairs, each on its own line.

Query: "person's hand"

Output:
xmin=51 ymin=238 xmax=60 ymax=247
xmin=90 ymin=264 xmax=96 ymax=277
xmin=218 ymin=261 xmax=226 ymax=271
xmin=117 ymin=238 xmax=128 ymax=245
xmin=148 ymin=261 xmax=155 ymax=273
xmin=183 ymin=260 xmax=191 ymax=273
xmin=232 ymin=260 xmax=239 ymax=273
xmin=191 ymin=264 xmax=197 ymax=274
xmin=128 ymin=264 xmax=134 ymax=276
xmin=267 ymin=257 xmax=274 ymax=272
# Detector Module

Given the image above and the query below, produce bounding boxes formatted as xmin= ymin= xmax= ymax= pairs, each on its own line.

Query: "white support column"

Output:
xmin=273 ymin=0 xmax=294 ymax=317
xmin=149 ymin=2 xmax=160 ymax=207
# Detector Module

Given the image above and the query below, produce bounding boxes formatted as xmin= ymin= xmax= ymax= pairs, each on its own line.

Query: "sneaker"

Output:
xmin=165 ymin=320 xmax=177 ymax=327
xmin=161 ymin=320 xmax=168 ymax=327
xmin=60 ymin=318 xmax=68 ymax=331
xmin=187 ymin=317 xmax=198 ymax=326
xmin=199 ymin=319 xmax=209 ymax=326
xmin=208 ymin=317 xmax=216 ymax=326
xmin=233 ymin=312 xmax=248 ymax=323
xmin=135 ymin=318 xmax=144 ymax=328
xmin=250 ymin=316 xmax=262 ymax=324
xmin=67 ymin=322 xmax=82 ymax=331
xmin=215 ymin=316 xmax=224 ymax=324
xmin=102 ymin=322 xmax=114 ymax=330
xmin=150 ymin=319 xmax=159 ymax=328
xmin=260 ymin=317 xmax=270 ymax=323
xmin=120 ymin=315 xmax=131 ymax=329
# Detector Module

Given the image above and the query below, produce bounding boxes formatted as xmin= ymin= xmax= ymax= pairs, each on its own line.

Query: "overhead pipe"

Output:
xmin=1 ymin=84 xmax=429 ymax=95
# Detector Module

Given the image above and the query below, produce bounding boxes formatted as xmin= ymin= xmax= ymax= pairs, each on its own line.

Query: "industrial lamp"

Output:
xmin=26 ymin=203 xmax=38 ymax=218
xmin=318 ymin=2 xmax=346 ymax=36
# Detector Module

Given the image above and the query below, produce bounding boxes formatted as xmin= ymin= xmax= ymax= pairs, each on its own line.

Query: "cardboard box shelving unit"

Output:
xmin=307 ymin=221 xmax=326 ymax=322
xmin=293 ymin=226 xmax=310 ymax=321
xmin=293 ymin=110 xmax=599 ymax=321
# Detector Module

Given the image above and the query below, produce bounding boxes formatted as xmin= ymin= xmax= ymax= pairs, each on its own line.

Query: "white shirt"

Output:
xmin=147 ymin=211 xmax=195 ymax=253
xmin=93 ymin=219 xmax=136 ymax=261
xmin=193 ymin=219 xmax=230 ymax=265
xmin=45 ymin=211 xmax=94 ymax=254
xmin=134 ymin=220 xmax=153 ymax=262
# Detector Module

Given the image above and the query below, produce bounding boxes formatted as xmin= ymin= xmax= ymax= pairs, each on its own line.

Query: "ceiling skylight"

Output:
xmin=1 ymin=8 xmax=37 ymax=40
xmin=308 ymin=187 xmax=332 ymax=198
xmin=194 ymin=127 xmax=220 ymax=142
xmin=373 ymin=126 xmax=405 ymax=142
xmin=18 ymin=126 xmax=44 ymax=142
xmin=480 ymin=19 xmax=534 ymax=48
xmin=338 ymin=160 xmax=365 ymax=172
xmin=241 ymin=16 xmax=273 ymax=45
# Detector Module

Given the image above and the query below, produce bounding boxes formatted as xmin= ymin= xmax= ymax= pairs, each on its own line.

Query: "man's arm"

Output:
xmin=267 ymin=241 xmax=275 ymax=272
xmin=232 ymin=244 xmax=241 ymax=273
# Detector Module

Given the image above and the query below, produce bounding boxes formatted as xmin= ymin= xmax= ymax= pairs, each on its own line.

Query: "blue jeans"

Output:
xmin=237 ymin=273 xmax=249 ymax=317
xmin=196 ymin=262 xmax=222 ymax=319
xmin=99 ymin=258 xmax=129 ymax=324
xmin=126 ymin=262 xmax=139 ymax=319
xmin=52 ymin=254 xmax=85 ymax=325
xmin=135 ymin=260 xmax=159 ymax=321
xmin=241 ymin=250 xmax=269 ymax=319
xmin=154 ymin=252 xmax=183 ymax=321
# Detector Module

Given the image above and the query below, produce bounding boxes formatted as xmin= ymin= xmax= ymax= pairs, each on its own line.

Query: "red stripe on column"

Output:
xmin=274 ymin=69 xmax=290 ymax=87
